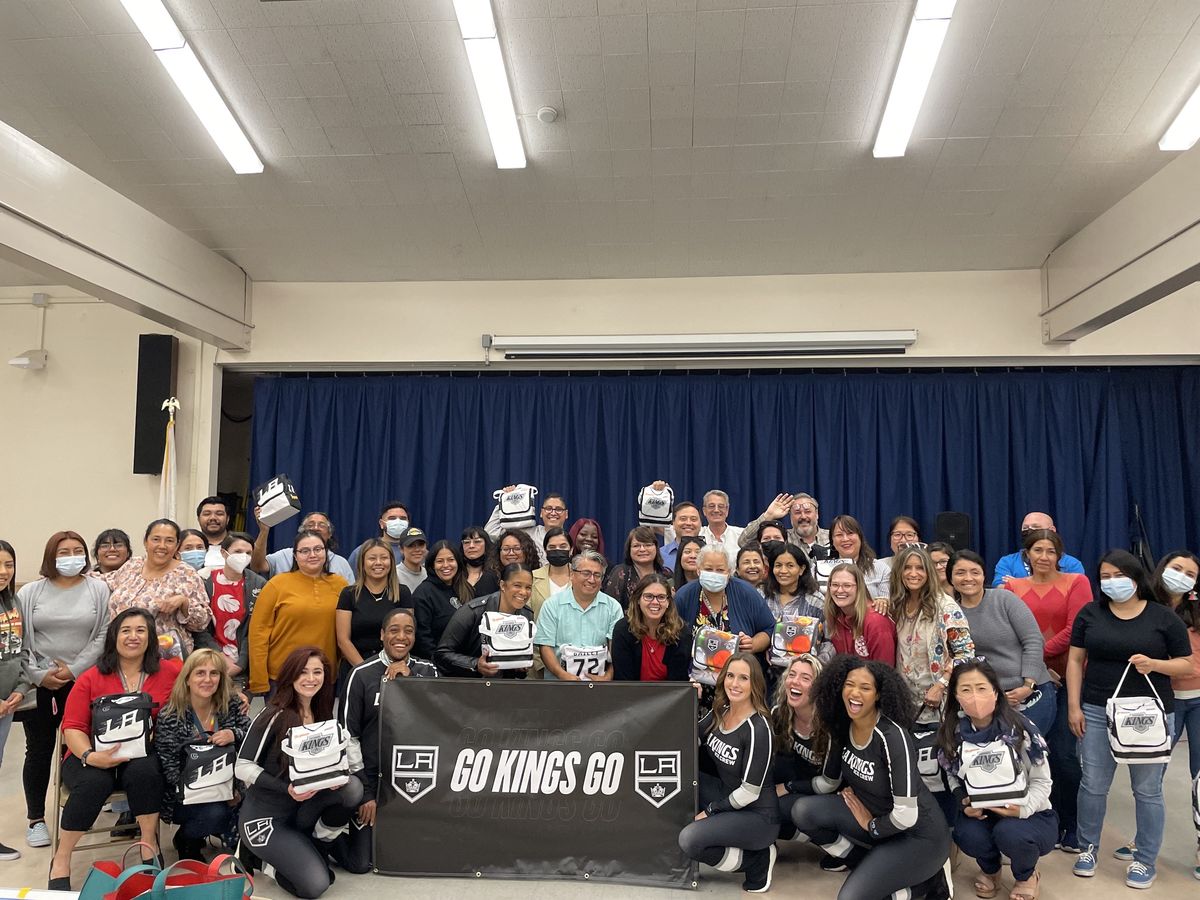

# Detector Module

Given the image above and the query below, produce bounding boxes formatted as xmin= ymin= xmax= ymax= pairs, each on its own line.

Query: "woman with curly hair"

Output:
xmin=486 ymin=529 xmax=541 ymax=579
xmin=611 ymin=574 xmax=691 ymax=681
xmin=771 ymin=654 xmax=824 ymax=837
xmin=936 ymin=659 xmax=1056 ymax=900
xmin=789 ymin=654 xmax=951 ymax=899
xmin=678 ymin=652 xmax=778 ymax=893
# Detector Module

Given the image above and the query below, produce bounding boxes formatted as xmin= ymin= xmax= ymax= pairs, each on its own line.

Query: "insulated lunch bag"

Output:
xmin=181 ymin=743 xmax=236 ymax=805
xmin=494 ymin=484 xmax=538 ymax=529
xmin=768 ymin=616 xmax=820 ymax=668
xmin=637 ymin=483 xmax=674 ymax=527
xmin=92 ymin=693 xmax=153 ymax=760
xmin=689 ymin=627 xmax=738 ymax=686
xmin=1105 ymin=663 xmax=1172 ymax=764
xmin=958 ymin=738 xmax=1027 ymax=808
xmin=479 ymin=611 xmax=536 ymax=669
xmin=281 ymin=720 xmax=350 ymax=791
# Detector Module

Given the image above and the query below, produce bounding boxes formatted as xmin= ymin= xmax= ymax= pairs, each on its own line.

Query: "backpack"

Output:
xmin=281 ymin=720 xmax=350 ymax=791
xmin=637 ymin=483 xmax=674 ymax=527
xmin=689 ymin=627 xmax=738 ymax=686
xmin=479 ymin=611 xmax=536 ymax=670
xmin=91 ymin=693 xmax=153 ymax=760
xmin=494 ymin=484 xmax=538 ymax=529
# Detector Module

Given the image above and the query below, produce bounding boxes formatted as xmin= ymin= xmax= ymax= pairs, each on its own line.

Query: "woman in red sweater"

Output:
xmin=822 ymin=563 xmax=896 ymax=665
xmin=1005 ymin=528 xmax=1092 ymax=854
xmin=48 ymin=608 xmax=182 ymax=889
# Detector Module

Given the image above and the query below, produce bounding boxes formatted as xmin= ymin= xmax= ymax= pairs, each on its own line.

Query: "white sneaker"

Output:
xmin=26 ymin=822 xmax=50 ymax=848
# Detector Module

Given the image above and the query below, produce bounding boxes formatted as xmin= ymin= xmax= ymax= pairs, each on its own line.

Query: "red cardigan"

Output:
xmin=61 ymin=659 xmax=182 ymax=758
xmin=828 ymin=609 xmax=897 ymax=666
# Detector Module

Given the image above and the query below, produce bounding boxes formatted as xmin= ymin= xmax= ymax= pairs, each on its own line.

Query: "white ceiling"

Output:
xmin=0 ymin=0 xmax=1197 ymax=281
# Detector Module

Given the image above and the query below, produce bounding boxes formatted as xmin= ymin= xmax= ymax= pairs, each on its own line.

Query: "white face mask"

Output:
xmin=385 ymin=519 xmax=409 ymax=539
xmin=225 ymin=552 xmax=252 ymax=575
xmin=698 ymin=571 xmax=729 ymax=593
xmin=1100 ymin=576 xmax=1137 ymax=603
xmin=55 ymin=556 xmax=87 ymax=578
xmin=1161 ymin=567 xmax=1197 ymax=595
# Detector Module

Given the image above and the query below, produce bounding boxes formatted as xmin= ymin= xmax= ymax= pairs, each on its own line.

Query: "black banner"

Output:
xmin=375 ymin=680 xmax=698 ymax=889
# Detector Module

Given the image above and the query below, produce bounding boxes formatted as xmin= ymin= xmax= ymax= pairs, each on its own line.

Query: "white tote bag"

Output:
xmin=1105 ymin=663 xmax=1172 ymax=765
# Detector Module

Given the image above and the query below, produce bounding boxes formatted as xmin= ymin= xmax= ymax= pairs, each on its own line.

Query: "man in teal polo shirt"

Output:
xmin=536 ymin=550 xmax=623 ymax=681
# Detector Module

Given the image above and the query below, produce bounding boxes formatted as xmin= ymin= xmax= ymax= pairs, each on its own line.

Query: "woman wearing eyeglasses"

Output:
xmin=882 ymin=516 xmax=923 ymax=565
xmin=604 ymin=527 xmax=672 ymax=610
xmin=92 ymin=529 xmax=132 ymax=575
xmin=612 ymin=574 xmax=691 ymax=681
xmin=828 ymin=516 xmax=892 ymax=600
xmin=247 ymin=530 xmax=348 ymax=697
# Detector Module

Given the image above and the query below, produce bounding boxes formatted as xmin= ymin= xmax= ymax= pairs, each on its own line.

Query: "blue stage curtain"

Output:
xmin=249 ymin=368 xmax=1200 ymax=574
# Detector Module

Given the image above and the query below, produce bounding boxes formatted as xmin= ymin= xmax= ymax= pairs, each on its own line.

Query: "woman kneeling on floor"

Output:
xmin=937 ymin=658 xmax=1057 ymax=900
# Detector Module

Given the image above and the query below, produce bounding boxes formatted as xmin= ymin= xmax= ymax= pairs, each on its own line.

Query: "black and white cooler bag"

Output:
xmin=959 ymin=738 xmax=1027 ymax=808
xmin=910 ymin=720 xmax=945 ymax=795
xmin=814 ymin=557 xmax=856 ymax=587
xmin=281 ymin=720 xmax=350 ymax=791
xmin=637 ymin=483 xmax=674 ymax=527
xmin=559 ymin=644 xmax=609 ymax=680
xmin=479 ymin=611 xmax=536 ymax=669
xmin=181 ymin=742 xmax=237 ymax=805
xmin=91 ymin=692 xmax=153 ymax=760
xmin=494 ymin=484 xmax=538 ymax=529
xmin=1105 ymin=663 xmax=1172 ymax=764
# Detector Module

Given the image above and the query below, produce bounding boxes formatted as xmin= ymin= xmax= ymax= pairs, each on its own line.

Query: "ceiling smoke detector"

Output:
xmin=536 ymin=106 xmax=558 ymax=123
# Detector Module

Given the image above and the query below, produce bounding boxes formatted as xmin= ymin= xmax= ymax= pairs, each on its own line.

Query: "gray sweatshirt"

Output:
xmin=18 ymin=577 xmax=110 ymax=684
xmin=959 ymin=588 xmax=1051 ymax=690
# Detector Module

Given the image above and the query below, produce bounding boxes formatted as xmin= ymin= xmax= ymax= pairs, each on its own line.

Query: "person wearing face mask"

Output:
xmin=1066 ymin=550 xmax=1192 ymax=888
xmin=178 ymin=529 xmax=209 ymax=573
xmin=604 ymin=526 xmax=672 ymax=610
xmin=459 ymin=527 xmax=497 ymax=595
xmin=196 ymin=532 xmax=265 ymax=689
xmin=531 ymin=528 xmax=573 ymax=618
xmin=484 ymin=488 xmax=570 ymax=565
xmin=411 ymin=541 xmax=474 ymax=661
xmin=92 ymin=529 xmax=132 ymax=575
xmin=335 ymin=538 xmax=413 ymax=682
xmin=741 ymin=493 xmax=831 ymax=560
xmin=1151 ymin=551 xmax=1200 ymax=781
xmin=346 ymin=501 xmax=410 ymax=572
xmin=337 ymin=608 xmax=437 ymax=875
xmin=435 ymin=563 xmax=536 ymax=678
xmin=937 ymin=659 xmax=1056 ymax=900
xmin=15 ymin=531 xmax=110 ymax=850
xmin=612 ymin=574 xmax=691 ymax=681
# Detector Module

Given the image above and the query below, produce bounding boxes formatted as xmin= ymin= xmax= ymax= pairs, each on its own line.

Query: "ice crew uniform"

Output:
xmin=789 ymin=715 xmax=950 ymax=900
xmin=678 ymin=710 xmax=778 ymax=890
xmin=235 ymin=708 xmax=364 ymax=899
xmin=335 ymin=651 xmax=438 ymax=872
xmin=773 ymin=724 xmax=823 ymax=837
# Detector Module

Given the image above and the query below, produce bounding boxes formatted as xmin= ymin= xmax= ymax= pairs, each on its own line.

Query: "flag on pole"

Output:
xmin=158 ymin=398 xmax=180 ymax=521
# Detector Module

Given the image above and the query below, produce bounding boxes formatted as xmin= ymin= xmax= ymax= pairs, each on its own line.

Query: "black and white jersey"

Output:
xmin=814 ymin=715 xmax=922 ymax=840
xmin=697 ymin=709 xmax=776 ymax=818
xmin=776 ymin=726 xmax=823 ymax=791
xmin=339 ymin=651 xmax=438 ymax=798
xmin=235 ymin=708 xmax=289 ymax=796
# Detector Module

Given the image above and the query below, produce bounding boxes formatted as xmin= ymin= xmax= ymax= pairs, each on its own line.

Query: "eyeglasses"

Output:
xmin=933 ymin=560 xmax=949 ymax=569
xmin=295 ymin=547 xmax=326 ymax=557
xmin=573 ymin=570 xmax=603 ymax=581
xmin=641 ymin=593 xmax=670 ymax=602
xmin=891 ymin=531 xmax=920 ymax=541
xmin=542 ymin=506 xmax=567 ymax=514
xmin=704 ymin=503 xmax=729 ymax=511
xmin=98 ymin=541 xmax=125 ymax=550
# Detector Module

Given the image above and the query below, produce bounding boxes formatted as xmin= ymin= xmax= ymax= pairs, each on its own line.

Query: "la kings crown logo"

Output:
xmin=392 ymin=745 xmax=438 ymax=803
xmin=634 ymin=751 xmax=681 ymax=808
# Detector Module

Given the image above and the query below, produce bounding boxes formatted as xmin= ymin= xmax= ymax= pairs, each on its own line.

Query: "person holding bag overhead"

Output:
xmin=1067 ymin=550 xmax=1192 ymax=889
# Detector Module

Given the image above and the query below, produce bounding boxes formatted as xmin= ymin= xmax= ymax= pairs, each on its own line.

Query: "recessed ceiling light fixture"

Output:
xmin=119 ymin=0 xmax=262 ymax=174
xmin=873 ymin=0 xmax=957 ymax=158
xmin=1159 ymin=80 xmax=1200 ymax=151
xmin=452 ymin=0 xmax=527 ymax=168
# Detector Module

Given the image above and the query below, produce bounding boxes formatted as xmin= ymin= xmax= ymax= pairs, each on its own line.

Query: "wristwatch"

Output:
xmin=1023 ymin=678 xmax=1036 ymax=690
xmin=81 ymin=750 xmax=93 ymax=767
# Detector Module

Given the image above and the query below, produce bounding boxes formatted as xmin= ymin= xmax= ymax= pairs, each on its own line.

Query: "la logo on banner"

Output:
xmin=634 ymin=751 xmax=681 ymax=809
xmin=392 ymin=745 xmax=438 ymax=803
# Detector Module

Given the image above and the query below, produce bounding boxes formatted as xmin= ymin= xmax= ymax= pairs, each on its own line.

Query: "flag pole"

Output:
xmin=158 ymin=397 xmax=180 ymax=521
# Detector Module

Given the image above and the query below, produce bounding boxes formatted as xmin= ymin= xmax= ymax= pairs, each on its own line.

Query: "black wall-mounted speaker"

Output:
xmin=132 ymin=334 xmax=179 ymax=475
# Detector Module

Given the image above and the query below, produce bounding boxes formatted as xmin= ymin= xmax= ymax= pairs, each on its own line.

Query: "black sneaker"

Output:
xmin=742 ymin=844 xmax=777 ymax=893
xmin=0 ymin=842 xmax=20 ymax=861
xmin=820 ymin=854 xmax=849 ymax=873
xmin=111 ymin=810 xmax=138 ymax=839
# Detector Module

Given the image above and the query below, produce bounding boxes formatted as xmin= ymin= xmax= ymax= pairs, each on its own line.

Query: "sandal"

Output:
xmin=974 ymin=872 xmax=999 ymax=899
xmin=1010 ymin=872 xmax=1040 ymax=900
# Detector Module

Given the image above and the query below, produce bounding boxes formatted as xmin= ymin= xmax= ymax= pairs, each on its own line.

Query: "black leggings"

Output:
xmin=677 ymin=772 xmax=778 ymax=872
xmin=60 ymin=754 xmax=163 ymax=832
xmin=239 ymin=780 xmax=364 ymax=899
xmin=328 ymin=820 xmax=372 ymax=875
xmin=791 ymin=791 xmax=950 ymax=900
xmin=22 ymin=683 xmax=71 ymax=821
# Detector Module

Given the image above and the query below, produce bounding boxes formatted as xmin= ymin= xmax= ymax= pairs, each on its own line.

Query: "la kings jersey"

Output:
xmin=775 ymin=726 xmax=823 ymax=789
xmin=340 ymin=651 xmax=438 ymax=797
xmin=697 ymin=710 xmax=777 ymax=820
xmin=815 ymin=715 xmax=923 ymax=840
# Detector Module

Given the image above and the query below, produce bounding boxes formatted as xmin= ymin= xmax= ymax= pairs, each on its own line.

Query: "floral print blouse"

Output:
xmin=101 ymin=558 xmax=211 ymax=659
xmin=895 ymin=593 xmax=975 ymax=715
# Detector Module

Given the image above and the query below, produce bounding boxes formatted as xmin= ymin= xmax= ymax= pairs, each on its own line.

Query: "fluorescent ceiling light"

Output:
xmin=1159 ymin=81 xmax=1200 ymax=151
xmin=452 ymin=0 xmax=497 ymax=39
xmin=462 ymin=38 xmax=526 ymax=169
xmin=120 ymin=0 xmax=262 ymax=174
xmin=119 ymin=0 xmax=183 ymax=50
xmin=157 ymin=45 xmax=264 ymax=174
xmin=483 ymin=331 xmax=919 ymax=360
xmin=873 ymin=0 xmax=957 ymax=158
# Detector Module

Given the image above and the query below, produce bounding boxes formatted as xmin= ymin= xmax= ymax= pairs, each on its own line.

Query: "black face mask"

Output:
xmin=761 ymin=540 xmax=785 ymax=558
xmin=546 ymin=549 xmax=572 ymax=568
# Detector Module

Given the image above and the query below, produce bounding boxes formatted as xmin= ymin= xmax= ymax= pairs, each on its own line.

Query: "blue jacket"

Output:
xmin=675 ymin=578 xmax=776 ymax=638
xmin=992 ymin=550 xmax=1085 ymax=587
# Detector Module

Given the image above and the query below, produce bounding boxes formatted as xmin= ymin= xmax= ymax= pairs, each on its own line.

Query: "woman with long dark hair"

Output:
xmin=771 ymin=653 xmax=823 ymax=837
xmin=677 ymin=652 xmax=778 ymax=893
xmin=828 ymin=515 xmax=891 ymax=599
xmin=92 ymin=528 xmax=132 ymax=574
xmin=603 ymin=526 xmax=671 ymax=609
xmin=412 ymin=540 xmax=473 ymax=661
xmin=236 ymin=646 xmax=363 ymax=898
xmin=937 ymin=659 xmax=1056 ymax=900
xmin=0 ymin=539 xmax=25 ymax=861
xmin=335 ymin=538 xmax=411 ymax=679
xmin=460 ymin=526 xmax=498 ymax=595
xmin=788 ymin=655 xmax=951 ymax=899
xmin=672 ymin=535 xmax=704 ymax=592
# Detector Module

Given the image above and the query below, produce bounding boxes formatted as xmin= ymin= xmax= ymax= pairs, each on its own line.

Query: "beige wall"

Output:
xmin=228 ymin=270 xmax=1200 ymax=370
xmin=0 ymin=288 xmax=217 ymax=581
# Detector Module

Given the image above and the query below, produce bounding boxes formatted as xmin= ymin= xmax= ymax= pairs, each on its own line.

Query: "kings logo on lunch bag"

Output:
xmin=91 ymin=693 xmax=152 ymax=760
xmin=1105 ymin=663 xmax=1172 ymax=764
xmin=182 ymin=743 xmax=236 ymax=805
xmin=392 ymin=745 xmax=438 ymax=803
xmin=281 ymin=720 xmax=349 ymax=791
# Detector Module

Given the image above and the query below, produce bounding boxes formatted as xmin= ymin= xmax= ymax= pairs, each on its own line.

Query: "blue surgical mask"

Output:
xmin=385 ymin=519 xmax=409 ymax=539
xmin=55 ymin=556 xmax=87 ymax=577
xmin=1100 ymin=576 xmax=1136 ymax=603
xmin=698 ymin=571 xmax=729 ymax=593
xmin=1161 ymin=567 xmax=1196 ymax=595
xmin=180 ymin=549 xmax=207 ymax=570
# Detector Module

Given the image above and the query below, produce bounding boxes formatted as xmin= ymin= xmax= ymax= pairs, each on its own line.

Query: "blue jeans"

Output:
xmin=1018 ymin=682 xmax=1057 ymax=736
xmin=1173 ymin=695 xmax=1200 ymax=779
xmin=1076 ymin=703 xmax=1172 ymax=866
xmin=954 ymin=808 xmax=1058 ymax=881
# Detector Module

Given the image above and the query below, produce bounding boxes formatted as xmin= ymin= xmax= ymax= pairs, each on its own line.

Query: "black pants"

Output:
xmin=176 ymin=801 xmax=234 ymax=840
xmin=328 ymin=819 xmax=372 ymax=875
xmin=22 ymin=683 xmax=71 ymax=821
xmin=60 ymin=754 xmax=163 ymax=832
xmin=678 ymin=772 xmax=778 ymax=871
xmin=1046 ymin=686 xmax=1080 ymax=836
xmin=791 ymin=791 xmax=950 ymax=900
xmin=239 ymin=779 xmax=364 ymax=900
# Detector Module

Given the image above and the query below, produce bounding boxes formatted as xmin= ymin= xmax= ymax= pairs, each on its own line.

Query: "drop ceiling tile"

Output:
xmin=611 ymin=148 xmax=651 ymax=175
xmin=776 ymin=113 xmax=819 ymax=143
xmin=744 ymin=8 xmax=793 ymax=49
xmin=292 ymin=63 xmax=349 ymax=98
xmin=553 ymin=16 xmax=603 ymax=54
xmin=568 ymin=118 xmax=611 ymax=149
xmin=251 ymin=64 xmax=306 ymax=100
xmin=694 ymin=49 xmax=741 ymax=84
xmin=600 ymin=14 xmax=649 ymax=54
xmin=601 ymin=52 xmax=649 ymax=88
xmin=609 ymin=116 xmax=651 ymax=148
xmin=650 ymin=83 xmax=693 ymax=117
xmin=692 ymin=114 xmax=733 ymax=146
xmin=209 ymin=0 xmax=271 ymax=30
xmin=308 ymin=96 xmax=360 ymax=128
xmin=506 ymin=16 xmax=555 ymax=56
xmin=551 ymin=0 xmax=599 ymax=16
xmin=740 ymin=44 xmax=788 ymax=82
xmin=649 ymin=50 xmax=694 ymax=84
xmin=696 ymin=10 xmax=743 ymax=51
xmin=651 ymin=116 xmax=692 ymax=147
xmin=648 ymin=12 xmax=696 ymax=52
xmin=648 ymin=0 xmax=698 ymax=10
xmin=325 ymin=125 xmax=373 ymax=154
xmin=785 ymin=42 xmax=837 ymax=82
xmin=229 ymin=28 xmax=290 ymax=67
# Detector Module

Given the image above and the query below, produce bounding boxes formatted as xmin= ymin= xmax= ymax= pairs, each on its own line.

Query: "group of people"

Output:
xmin=0 ymin=487 xmax=1195 ymax=898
